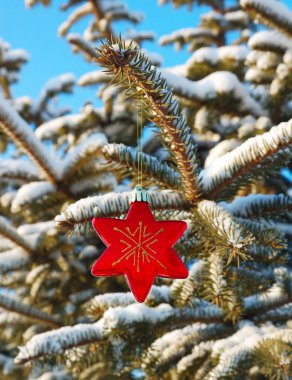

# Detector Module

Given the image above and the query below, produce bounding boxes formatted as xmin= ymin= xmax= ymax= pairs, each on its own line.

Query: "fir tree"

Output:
xmin=0 ymin=0 xmax=292 ymax=379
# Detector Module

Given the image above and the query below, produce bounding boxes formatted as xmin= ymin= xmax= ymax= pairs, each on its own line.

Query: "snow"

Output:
xmin=17 ymin=221 xmax=55 ymax=235
xmin=33 ymin=371 xmax=71 ymax=380
xmin=11 ymin=182 xmax=56 ymax=213
xmin=248 ymin=30 xmax=292 ymax=52
xmin=103 ymin=303 xmax=173 ymax=329
xmin=177 ymin=341 xmax=213 ymax=374
xmin=55 ymin=190 xmax=186 ymax=228
xmin=3 ymin=49 xmax=29 ymax=63
xmin=40 ymin=73 xmax=75 ymax=96
xmin=144 ymin=323 xmax=207 ymax=366
xmin=15 ymin=320 xmax=105 ymax=363
xmin=0 ymin=191 xmax=16 ymax=208
xmin=0 ymin=248 xmax=30 ymax=274
xmin=159 ymin=27 xmax=215 ymax=45
xmin=67 ymin=33 xmax=100 ymax=60
xmin=160 ymin=69 xmax=264 ymax=116
xmin=125 ymin=29 xmax=155 ymax=41
xmin=78 ymin=245 xmax=99 ymax=259
xmin=225 ymin=10 xmax=249 ymax=24
xmin=221 ymin=194 xmax=290 ymax=218
xmin=187 ymin=45 xmax=249 ymax=66
xmin=0 ymin=159 xmax=42 ymax=181
xmin=58 ymin=3 xmax=92 ymax=36
xmin=36 ymin=114 xmax=86 ymax=140
xmin=209 ymin=321 xmax=279 ymax=378
xmin=241 ymin=0 xmax=292 ymax=30
xmin=78 ymin=71 xmax=110 ymax=86
xmin=244 ymin=283 xmax=287 ymax=311
xmin=200 ymin=120 xmax=292 ymax=191
xmin=140 ymin=49 xmax=163 ymax=66
xmin=205 ymin=139 xmax=240 ymax=168
xmin=90 ymin=293 xmax=135 ymax=314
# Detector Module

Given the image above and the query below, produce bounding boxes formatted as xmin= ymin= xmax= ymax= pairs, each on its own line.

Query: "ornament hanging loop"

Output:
xmin=131 ymin=186 xmax=148 ymax=203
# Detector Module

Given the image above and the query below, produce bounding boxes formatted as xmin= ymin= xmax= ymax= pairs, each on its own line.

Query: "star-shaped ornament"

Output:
xmin=91 ymin=188 xmax=188 ymax=302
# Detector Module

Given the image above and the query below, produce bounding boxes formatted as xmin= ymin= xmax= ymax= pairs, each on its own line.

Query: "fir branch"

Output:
xmin=253 ymin=338 xmax=292 ymax=380
xmin=0 ymin=293 xmax=61 ymax=329
xmin=15 ymin=321 xmax=106 ymax=364
xmin=95 ymin=41 xmax=201 ymax=203
xmin=144 ymin=323 xmax=232 ymax=375
xmin=161 ymin=69 xmax=264 ymax=117
xmin=241 ymin=0 xmax=292 ymax=38
xmin=191 ymin=201 xmax=254 ymax=266
xmin=204 ymin=252 xmax=243 ymax=321
xmin=0 ymin=95 xmax=60 ymax=184
xmin=222 ymin=194 xmax=292 ymax=222
xmin=55 ymin=190 xmax=189 ymax=231
xmin=101 ymin=143 xmax=181 ymax=190
xmin=244 ymin=282 xmax=292 ymax=318
xmin=0 ymin=216 xmax=33 ymax=253
xmin=254 ymin=303 xmax=292 ymax=324
xmin=171 ymin=260 xmax=205 ymax=307
xmin=200 ymin=119 xmax=292 ymax=200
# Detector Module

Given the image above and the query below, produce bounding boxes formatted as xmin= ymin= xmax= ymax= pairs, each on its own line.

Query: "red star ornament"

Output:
xmin=91 ymin=193 xmax=188 ymax=302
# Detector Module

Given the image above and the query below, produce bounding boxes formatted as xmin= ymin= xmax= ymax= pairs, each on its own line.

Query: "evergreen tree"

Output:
xmin=0 ymin=0 xmax=292 ymax=379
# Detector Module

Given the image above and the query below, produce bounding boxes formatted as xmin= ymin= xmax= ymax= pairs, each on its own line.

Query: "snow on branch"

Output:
xmin=61 ymin=133 xmax=107 ymax=179
xmin=221 ymin=194 xmax=292 ymax=221
xmin=161 ymin=69 xmax=264 ymax=117
xmin=101 ymin=143 xmax=181 ymax=189
xmin=0 ymin=159 xmax=43 ymax=183
xmin=0 ymin=293 xmax=61 ymax=330
xmin=88 ymin=286 xmax=170 ymax=318
xmin=159 ymin=27 xmax=216 ymax=50
xmin=78 ymin=70 xmax=110 ymax=86
xmin=200 ymin=119 xmax=292 ymax=200
xmin=15 ymin=320 xmax=105 ymax=364
xmin=207 ymin=322 xmax=279 ymax=379
xmin=240 ymin=0 xmax=292 ymax=37
xmin=0 ymin=247 xmax=30 ymax=274
xmin=67 ymin=33 xmax=100 ymax=60
xmin=36 ymin=73 xmax=75 ymax=111
xmin=193 ymin=201 xmax=254 ymax=265
xmin=146 ymin=323 xmax=231 ymax=373
xmin=55 ymin=190 xmax=189 ymax=231
xmin=244 ymin=280 xmax=292 ymax=317
xmin=35 ymin=112 xmax=92 ymax=140
xmin=248 ymin=30 xmax=292 ymax=53
xmin=0 ymin=216 xmax=33 ymax=252
xmin=58 ymin=3 xmax=93 ymax=36
xmin=11 ymin=181 xmax=58 ymax=213
xmin=96 ymin=41 xmax=201 ymax=203
xmin=0 ymin=95 xmax=60 ymax=183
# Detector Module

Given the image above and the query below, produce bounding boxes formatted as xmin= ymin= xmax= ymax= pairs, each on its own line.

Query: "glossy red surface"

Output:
xmin=91 ymin=201 xmax=188 ymax=302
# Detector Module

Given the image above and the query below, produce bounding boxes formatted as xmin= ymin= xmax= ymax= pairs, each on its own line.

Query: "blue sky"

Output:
xmin=0 ymin=0 xmax=208 ymax=111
